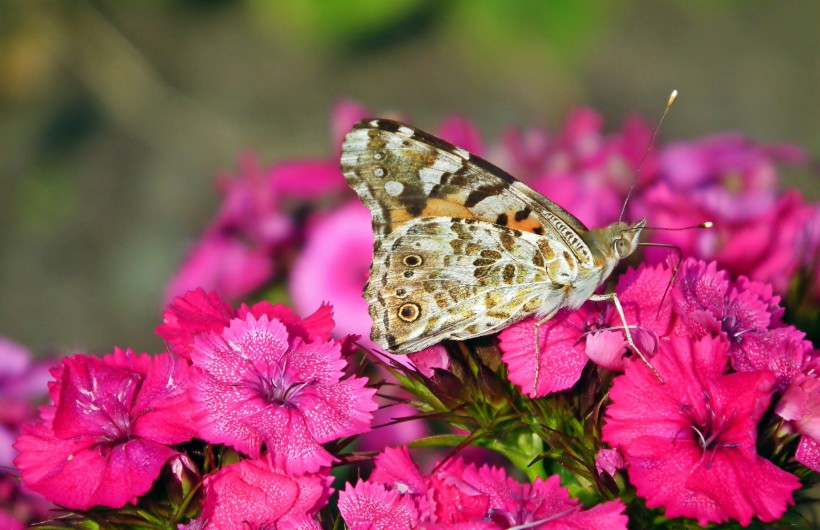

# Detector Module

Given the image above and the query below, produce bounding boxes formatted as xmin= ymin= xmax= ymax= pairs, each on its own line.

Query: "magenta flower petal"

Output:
xmin=603 ymin=335 xmax=800 ymax=526
xmin=338 ymin=480 xmax=418 ymax=530
xmin=238 ymin=301 xmax=336 ymax=345
xmin=14 ymin=352 xmax=192 ymax=509
xmin=370 ymin=446 xmax=427 ymax=494
xmin=595 ymin=448 xmax=625 ymax=479
xmin=795 ymin=436 xmax=820 ymax=472
xmin=408 ymin=344 xmax=450 ymax=377
xmin=499 ymin=313 xmax=590 ymax=397
xmin=119 ymin=352 xmax=198 ymax=443
xmin=51 ymin=356 xmax=140 ymax=439
xmin=199 ymin=459 xmax=329 ymax=530
xmin=156 ymin=289 xmax=234 ymax=358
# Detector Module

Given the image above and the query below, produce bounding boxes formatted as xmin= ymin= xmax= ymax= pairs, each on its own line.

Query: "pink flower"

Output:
xmin=595 ymin=448 xmax=625 ymax=479
xmin=14 ymin=351 xmax=197 ymax=509
xmin=776 ymin=368 xmax=820 ymax=471
xmin=407 ymin=344 xmax=450 ymax=377
xmin=188 ymin=312 xmax=377 ymax=472
xmin=195 ymin=458 xmax=331 ymax=530
xmin=671 ymin=259 xmax=808 ymax=387
xmin=340 ymin=447 xmax=628 ymax=529
xmin=499 ymin=262 xmax=673 ymax=397
xmin=603 ymin=335 xmax=800 ymax=526
xmin=156 ymin=288 xmax=334 ymax=359
xmin=290 ymin=201 xmax=374 ymax=345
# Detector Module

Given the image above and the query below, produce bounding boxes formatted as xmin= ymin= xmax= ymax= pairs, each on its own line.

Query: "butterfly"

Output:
xmin=341 ymin=118 xmax=656 ymax=387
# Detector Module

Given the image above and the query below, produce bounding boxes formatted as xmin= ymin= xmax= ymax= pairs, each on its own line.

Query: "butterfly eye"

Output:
xmin=613 ymin=238 xmax=630 ymax=258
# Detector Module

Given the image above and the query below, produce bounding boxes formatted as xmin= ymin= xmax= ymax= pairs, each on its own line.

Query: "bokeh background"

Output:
xmin=1 ymin=0 xmax=818 ymax=357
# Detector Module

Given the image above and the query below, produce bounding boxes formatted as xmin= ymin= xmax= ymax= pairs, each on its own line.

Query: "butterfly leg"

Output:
xmin=589 ymin=293 xmax=664 ymax=384
xmin=532 ymin=308 xmax=561 ymax=395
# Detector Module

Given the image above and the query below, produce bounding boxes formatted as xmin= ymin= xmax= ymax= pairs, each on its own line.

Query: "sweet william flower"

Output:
xmin=338 ymin=480 xmax=419 ymax=530
xmin=671 ymin=259 xmax=811 ymax=389
xmin=642 ymin=132 xmax=812 ymax=295
xmin=192 ymin=458 xmax=331 ymax=530
xmin=189 ymin=311 xmax=377 ymax=472
xmin=603 ymin=334 xmax=800 ymax=526
xmin=14 ymin=350 xmax=197 ymax=510
xmin=339 ymin=446 xmax=628 ymax=529
xmin=499 ymin=262 xmax=673 ymax=397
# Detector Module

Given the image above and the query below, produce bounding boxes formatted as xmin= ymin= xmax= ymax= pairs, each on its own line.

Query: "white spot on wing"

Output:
xmin=374 ymin=168 xmax=385 ymax=177
xmin=385 ymin=181 xmax=404 ymax=196
xmin=397 ymin=126 xmax=415 ymax=137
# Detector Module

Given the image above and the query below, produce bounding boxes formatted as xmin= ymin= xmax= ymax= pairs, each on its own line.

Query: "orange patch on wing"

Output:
xmin=505 ymin=216 xmax=544 ymax=234
xmin=421 ymin=198 xmax=475 ymax=219
xmin=390 ymin=198 xmax=476 ymax=228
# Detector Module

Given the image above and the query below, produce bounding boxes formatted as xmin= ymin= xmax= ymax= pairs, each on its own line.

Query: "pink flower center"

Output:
xmin=720 ymin=311 xmax=755 ymax=343
xmin=246 ymin=361 xmax=310 ymax=405
xmin=678 ymin=392 xmax=739 ymax=467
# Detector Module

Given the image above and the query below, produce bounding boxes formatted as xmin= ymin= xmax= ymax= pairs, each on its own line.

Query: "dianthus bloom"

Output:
xmin=671 ymin=259 xmax=812 ymax=390
xmin=499 ymin=262 xmax=673 ymax=397
xmin=188 ymin=306 xmax=377 ymax=472
xmin=338 ymin=446 xmax=628 ymax=529
xmin=603 ymin=334 xmax=800 ymax=526
xmin=14 ymin=350 xmax=198 ymax=509
xmin=192 ymin=458 xmax=331 ymax=530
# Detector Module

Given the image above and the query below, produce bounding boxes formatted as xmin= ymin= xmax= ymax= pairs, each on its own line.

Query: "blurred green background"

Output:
xmin=1 ymin=0 xmax=817 ymax=356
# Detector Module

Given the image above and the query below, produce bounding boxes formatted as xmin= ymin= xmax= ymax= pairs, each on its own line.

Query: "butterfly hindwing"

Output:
xmin=367 ymin=217 xmax=577 ymax=353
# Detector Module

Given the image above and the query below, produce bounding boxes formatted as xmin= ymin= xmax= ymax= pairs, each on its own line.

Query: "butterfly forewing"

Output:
xmin=341 ymin=119 xmax=596 ymax=265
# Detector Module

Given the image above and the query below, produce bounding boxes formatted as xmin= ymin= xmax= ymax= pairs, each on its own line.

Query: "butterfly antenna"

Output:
xmin=619 ymin=90 xmax=679 ymax=224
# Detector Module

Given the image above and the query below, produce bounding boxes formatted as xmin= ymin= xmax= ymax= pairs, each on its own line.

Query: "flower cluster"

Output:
xmin=6 ymin=102 xmax=819 ymax=528
xmin=338 ymin=446 xmax=628 ymax=529
xmin=11 ymin=291 xmax=376 ymax=528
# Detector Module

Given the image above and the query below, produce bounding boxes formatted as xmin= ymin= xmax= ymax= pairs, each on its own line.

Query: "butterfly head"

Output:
xmin=587 ymin=218 xmax=646 ymax=267
xmin=614 ymin=218 xmax=646 ymax=260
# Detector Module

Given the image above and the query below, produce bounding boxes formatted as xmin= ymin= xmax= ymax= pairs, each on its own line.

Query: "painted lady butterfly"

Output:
xmin=341 ymin=118 xmax=656 ymax=386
